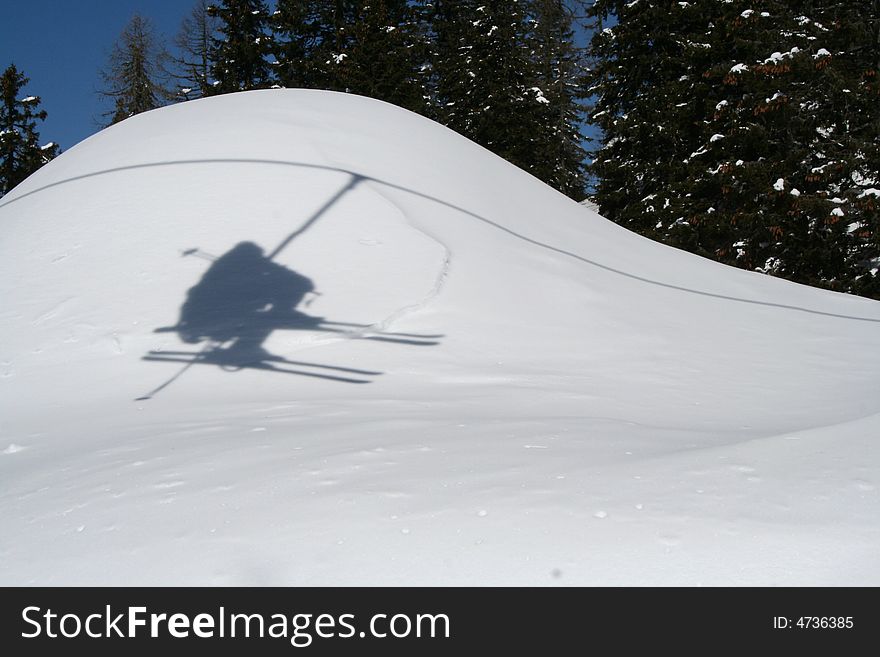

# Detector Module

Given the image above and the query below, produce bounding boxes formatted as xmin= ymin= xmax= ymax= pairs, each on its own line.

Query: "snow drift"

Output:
xmin=2 ymin=90 xmax=879 ymax=585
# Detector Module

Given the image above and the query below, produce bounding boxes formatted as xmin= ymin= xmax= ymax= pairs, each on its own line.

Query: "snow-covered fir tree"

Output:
xmin=587 ymin=0 xmax=880 ymax=298
xmin=209 ymin=0 xmax=275 ymax=93
xmin=432 ymin=1 xmax=565 ymax=189
xmin=273 ymin=0 xmax=429 ymax=115
xmin=272 ymin=0 xmax=330 ymax=90
xmin=0 ymin=64 xmax=58 ymax=197
xmin=433 ymin=0 xmax=531 ymax=159
xmin=334 ymin=0 xmax=430 ymax=115
xmin=171 ymin=0 xmax=221 ymax=100
xmin=272 ymin=0 xmax=587 ymax=198
xmin=525 ymin=0 xmax=588 ymax=199
xmin=99 ymin=15 xmax=170 ymax=125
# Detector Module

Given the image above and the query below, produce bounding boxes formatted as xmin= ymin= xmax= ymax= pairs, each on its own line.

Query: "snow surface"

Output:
xmin=2 ymin=89 xmax=880 ymax=586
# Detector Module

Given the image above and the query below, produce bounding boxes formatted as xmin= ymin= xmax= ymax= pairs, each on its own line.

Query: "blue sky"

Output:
xmin=1 ymin=1 xmax=193 ymax=150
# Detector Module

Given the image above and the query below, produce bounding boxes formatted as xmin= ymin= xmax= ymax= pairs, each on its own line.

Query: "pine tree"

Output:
xmin=335 ymin=0 xmax=430 ymax=114
xmin=171 ymin=0 xmax=221 ymax=100
xmin=271 ymin=1 xmax=588 ymax=197
xmin=99 ymin=15 xmax=170 ymax=125
xmin=432 ymin=1 xmax=545 ymax=177
xmin=431 ymin=1 xmax=586 ymax=197
xmin=273 ymin=0 xmax=429 ymax=114
xmin=208 ymin=0 xmax=275 ymax=93
xmin=525 ymin=0 xmax=588 ymax=198
xmin=273 ymin=0 xmax=353 ymax=91
xmin=586 ymin=1 xmax=703 ymax=240
xmin=587 ymin=1 xmax=880 ymax=298
xmin=0 ymin=64 xmax=58 ymax=197
xmin=272 ymin=0 xmax=323 ymax=89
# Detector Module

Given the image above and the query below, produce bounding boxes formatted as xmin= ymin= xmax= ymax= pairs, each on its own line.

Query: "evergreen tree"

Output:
xmin=587 ymin=1 xmax=880 ymax=298
xmin=171 ymin=0 xmax=221 ymax=100
xmin=526 ymin=0 xmax=588 ymax=198
xmin=208 ymin=0 xmax=275 ymax=93
xmin=335 ymin=0 xmax=430 ymax=114
xmin=99 ymin=15 xmax=170 ymax=125
xmin=273 ymin=0 xmax=429 ymax=114
xmin=432 ymin=1 xmax=586 ymax=197
xmin=432 ymin=1 xmax=546 ymax=178
xmin=0 ymin=64 xmax=58 ymax=197
xmin=272 ymin=0 xmax=323 ymax=89
xmin=271 ymin=0 xmax=587 ymax=197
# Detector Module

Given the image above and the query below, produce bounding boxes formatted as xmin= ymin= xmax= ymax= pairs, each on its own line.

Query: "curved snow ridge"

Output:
xmin=5 ymin=155 xmax=878 ymax=325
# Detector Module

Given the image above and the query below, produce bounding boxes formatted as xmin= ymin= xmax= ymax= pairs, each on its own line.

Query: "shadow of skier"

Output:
xmin=138 ymin=241 xmax=442 ymax=399
xmin=174 ymin=241 xmax=320 ymax=360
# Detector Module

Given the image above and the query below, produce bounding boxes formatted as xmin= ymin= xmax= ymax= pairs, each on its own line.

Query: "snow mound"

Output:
xmin=2 ymin=90 xmax=879 ymax=585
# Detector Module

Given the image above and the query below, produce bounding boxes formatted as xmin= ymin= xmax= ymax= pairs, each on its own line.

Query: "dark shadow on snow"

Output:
xmin=138 ymin=235 xmax=442 ymax=400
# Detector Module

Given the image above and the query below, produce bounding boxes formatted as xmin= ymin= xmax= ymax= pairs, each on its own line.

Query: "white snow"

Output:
xmin=773 ymin=178 xmax=785 ymax=191
xmin=852 ymin=172 xmax=877 ymax=186
xmin=2 ymin=90 xmax=880 ymax=586
xmin=764 ymin=47 xmax=800 ymax=64
xmin=530 ymin=87 xmax=550 ymax=105
xmin=687 ymin=145 xmax=709 ymax=160
xmin=729 ymin=63 xmax=748 ymax=74
xmin=814 ymin=48 xmax=831 ymax=58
